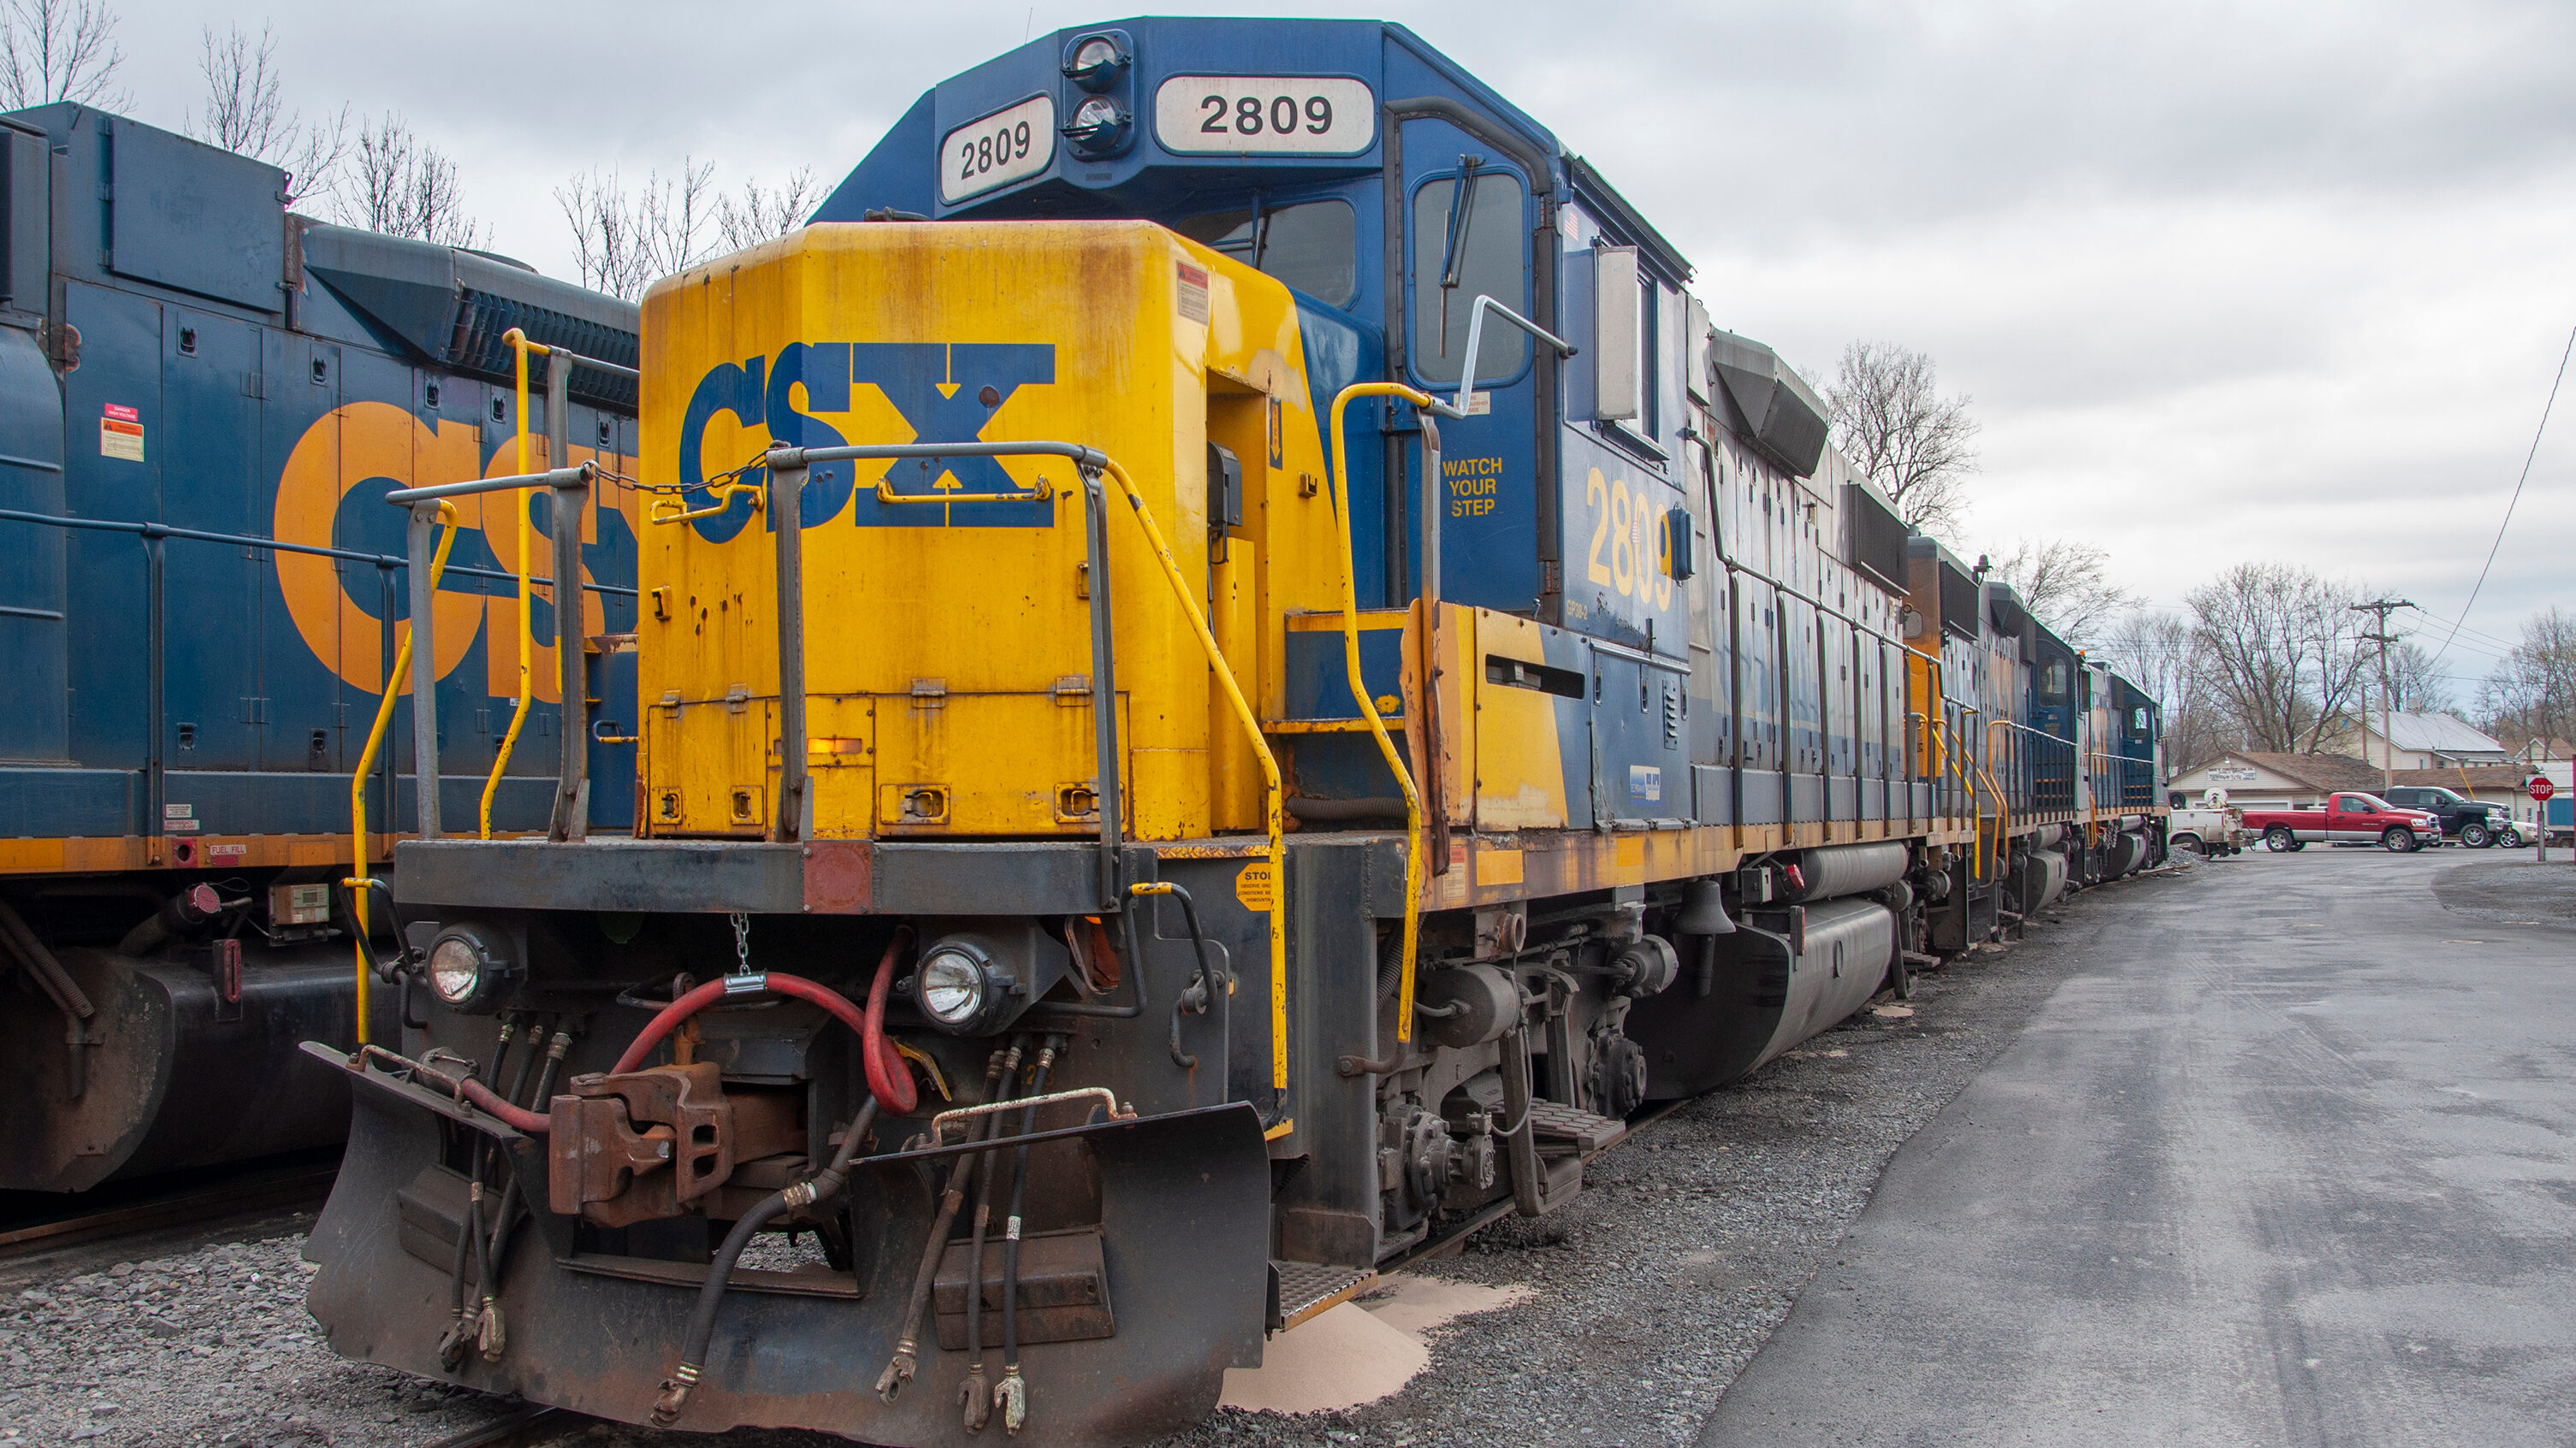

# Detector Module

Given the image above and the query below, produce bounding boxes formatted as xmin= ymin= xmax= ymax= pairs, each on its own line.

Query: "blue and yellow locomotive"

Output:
xmin=0 ymin=104 xmax=643 ymax=1193
xmin=299 ymin=18 xmax=2165 ymax=1444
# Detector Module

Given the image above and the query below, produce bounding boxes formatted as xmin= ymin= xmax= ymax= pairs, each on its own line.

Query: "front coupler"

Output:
xmin=302 ymin=1048 xmax=1271 ymax=1446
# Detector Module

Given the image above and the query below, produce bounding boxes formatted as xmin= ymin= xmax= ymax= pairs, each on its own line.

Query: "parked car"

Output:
xmin=2166 ymin=788 xmax=2247 ymax=857
xmin=2241 ymin=792 xmax=2444 ymax=853
xmin=2378 ymin=785 xmax=2520 ymax=848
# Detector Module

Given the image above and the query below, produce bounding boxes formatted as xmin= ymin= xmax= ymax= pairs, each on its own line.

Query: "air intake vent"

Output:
xmin=1708 ymin=328 xmax=1829 ymax=479
xmin=1843 ymin=482 xmax=1908 ymax=592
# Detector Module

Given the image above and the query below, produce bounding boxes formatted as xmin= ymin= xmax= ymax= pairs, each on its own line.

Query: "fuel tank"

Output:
xmin=0 ymin=943 xmax=382 ymax=1191
xmin=1631 ymin=896 xmax=1897 ymax=1098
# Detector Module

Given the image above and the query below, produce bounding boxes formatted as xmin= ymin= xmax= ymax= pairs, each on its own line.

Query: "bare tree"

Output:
xmin=0 ymin=0 xmax=123 ymax=109
xmin=557 ymin=161 xmax=719 ymax=301
xmin=2099 ymin=609 xmax=2232 ymax=776
xmin=716 ymin=167 xmax=821 ymax=251
xmin=341 ymin=114 xmax=484 ymax=249
xmin=1991 ymin=538 xmax=2141 ymax=649
xmin=2479 ymin=608 xmax=2576 ymax=752
xmin=187 ymin=23 xmax=348 ymax=207
xmin=2186 ymin=562 xmax=2372 ymax=754
xmin=1824 ymin=340 xmax=1979 ymax=540
xmin=2380 ymin=639 xmax=2450 ymax=716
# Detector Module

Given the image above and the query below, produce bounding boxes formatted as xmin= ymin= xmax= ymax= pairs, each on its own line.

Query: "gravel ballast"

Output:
xmin=0 ymin=870 xmax=2184 ymax=1448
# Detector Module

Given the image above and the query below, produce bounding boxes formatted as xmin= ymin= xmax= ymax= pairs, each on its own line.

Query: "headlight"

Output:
xmin=1063 ymin=34 xmax=1128 ymax=87
xmin=424 ymin=923 xmax=517 ymax=1014
xmin=917 ymin=944 xmax=992 ymax=1029
xmin=1062 ymin=96 xmax=1130 ymax=152
xmin=908 ymin=925 xmax=1074 ymax=1036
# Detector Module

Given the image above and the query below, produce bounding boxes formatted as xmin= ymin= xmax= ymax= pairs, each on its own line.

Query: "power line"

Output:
xmin=2426 ymin=322 xmax=2576 ymax=671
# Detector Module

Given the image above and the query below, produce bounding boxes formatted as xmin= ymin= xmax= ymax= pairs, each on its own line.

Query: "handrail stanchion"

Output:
xmin=547 ymin=353 xmax=589 ymax=842
xmin=404 ymin=502 xmax=447 ymax=841
xmin=479 ymin=328 xmax=540 ymax=839
xmin=767 ymin=453 xmax=810 ymax=843
xmin=1079 ymin=467 xmax=1124 ymax=908
xmin=352 ymin=501 xmax=459 ymax=1045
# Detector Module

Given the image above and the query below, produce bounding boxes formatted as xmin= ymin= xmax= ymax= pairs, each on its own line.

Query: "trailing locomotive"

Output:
xmin=299 ymin=18 xmax=2165 ymax=1445
xmin=0 ymin=105 xmax=643 ymax=1193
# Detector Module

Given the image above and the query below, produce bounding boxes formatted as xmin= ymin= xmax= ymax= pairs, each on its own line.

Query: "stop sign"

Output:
xmin=2532 ymin=776 xmax=2558 ymax=802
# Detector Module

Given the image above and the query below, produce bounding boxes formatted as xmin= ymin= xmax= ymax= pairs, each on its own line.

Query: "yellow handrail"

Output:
xmin=1093 ymin=459 xmax=1289 ymax=1092
xmin=873 ymin=476 xmax=1051 ymax=505
xmin=349 ymin=499 xmax=460 ymax=1046
xmin=1325 ymin=382 xmax=1429 ymax=1043
xmin=1975 ymin=763 xmax=2006 ymax=883
xmin=479 ymin=329 xmax=541 ymax=840
xmin=649 ymin=478 xmax=764 ymax=526
xmin=1983 ymin=719 xmax=2015 ymax=877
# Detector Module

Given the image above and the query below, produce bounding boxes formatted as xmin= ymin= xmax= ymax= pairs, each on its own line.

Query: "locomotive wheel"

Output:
xmin=2265 ymin=826 xmax=2297 ymax=852
xmin=2460 ymin=822 xmax=2492 ymax=848
xmin=2381 ymin=825 xmax=2417 ymax=853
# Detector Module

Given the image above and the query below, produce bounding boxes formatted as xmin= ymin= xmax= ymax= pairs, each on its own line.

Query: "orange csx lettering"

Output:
xmin=269 ymin=400 xmax=632 ymax=699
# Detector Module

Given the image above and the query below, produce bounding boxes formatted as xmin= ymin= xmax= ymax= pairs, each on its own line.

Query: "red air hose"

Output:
xmin=459 ymin=1075 xmax=552 ymax=1135
xmin=608 ymin=943 xmax=917 ymax=1114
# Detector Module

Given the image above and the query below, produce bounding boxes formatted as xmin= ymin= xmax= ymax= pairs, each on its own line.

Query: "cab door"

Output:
xmin=1396 ymin=115 xmax=1537 ymax=613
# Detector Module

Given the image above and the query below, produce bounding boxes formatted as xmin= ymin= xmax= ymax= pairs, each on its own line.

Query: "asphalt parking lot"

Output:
xmin=1698 ymin=848 xmax=2576 ymax=1447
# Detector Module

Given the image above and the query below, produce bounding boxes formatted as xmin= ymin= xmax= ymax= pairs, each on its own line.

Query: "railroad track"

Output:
xmin=0 ymin=1157 xmax=337 ymax=1269
xmin=421 ymin=1405 xmax=590 ymax=1448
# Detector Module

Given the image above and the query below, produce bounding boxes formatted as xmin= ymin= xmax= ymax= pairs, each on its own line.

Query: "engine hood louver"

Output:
xmin=299 ymin=222 xmax=640 ymax=409
xmin=1708 ymin=328 xmax=1829 ymax=479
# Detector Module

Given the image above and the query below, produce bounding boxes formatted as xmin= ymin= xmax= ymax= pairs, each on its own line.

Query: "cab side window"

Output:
xmin=1410 ymin=169 xmax=1529 ymax=385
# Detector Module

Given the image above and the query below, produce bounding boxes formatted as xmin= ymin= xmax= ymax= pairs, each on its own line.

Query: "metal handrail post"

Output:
xmin=404 ymin=501 xmax=445 ymax=839
xmin=767 ymin=456 xmax=809 ymax=843
xmin=1451 ymin=293 xmax=1578 ymax=416
xmin=481 ymin=328 xmax=540 ymax=839
xmin=548 ymin=405 xmax=590 ymax=842
xmin=1081 ymin=466 xmax=1125 ymax=908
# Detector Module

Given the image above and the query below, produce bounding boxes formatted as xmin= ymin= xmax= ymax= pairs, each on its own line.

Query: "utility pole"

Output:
xmin=2351 ymin=599 xmax=2415 ymax=792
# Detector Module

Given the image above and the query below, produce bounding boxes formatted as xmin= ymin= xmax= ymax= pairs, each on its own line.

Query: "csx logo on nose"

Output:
xmin=678 ymin=342 xmax=1057 ymax=541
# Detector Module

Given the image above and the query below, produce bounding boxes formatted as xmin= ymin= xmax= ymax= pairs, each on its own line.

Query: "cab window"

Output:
xmin=1410 ymin=169 xmax=1528 ymax=385
xmin=1173 ymin=198 xmax=1358 ymax=307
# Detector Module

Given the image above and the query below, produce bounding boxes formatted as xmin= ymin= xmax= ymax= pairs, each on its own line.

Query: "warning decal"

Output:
xmin=100 ymin=410 xmax=144 ymax=462
xmin=1234 ymin=860 xmax=1273 ymax=912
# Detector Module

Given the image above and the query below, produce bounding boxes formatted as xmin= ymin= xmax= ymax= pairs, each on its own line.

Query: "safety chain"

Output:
xmin=729 ymin=912 xmax=751 ymax=977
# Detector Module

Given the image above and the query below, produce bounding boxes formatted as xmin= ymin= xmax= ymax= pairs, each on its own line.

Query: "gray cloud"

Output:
xmin=97 ymin=0 xmax=2576 ymax=682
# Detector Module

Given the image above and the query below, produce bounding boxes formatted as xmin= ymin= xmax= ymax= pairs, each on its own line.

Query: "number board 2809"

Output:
xmin=1152 ymin=76 xmax=1376 ymax=156
xmin=940 ymin=94 xmax=1057 ymax=204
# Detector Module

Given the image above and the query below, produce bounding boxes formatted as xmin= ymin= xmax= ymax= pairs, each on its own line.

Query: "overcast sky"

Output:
xmin=96 ymin=0 xmax=2576 ymax=702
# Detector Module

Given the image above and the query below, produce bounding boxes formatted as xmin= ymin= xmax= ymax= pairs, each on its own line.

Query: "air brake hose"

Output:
xmin=875 ymin=1043 xmax=1019 ymax=1404
xmin=477 ymin=1026 xmax=575 ymax=1363
xmin=610 ymin=940 xmax=918 ymax=1114
xmin=994 ymin=1036 xmax=1063 ymax=1435
xmin=961 ymin=1040 xmax=1031 ymax=1433
xmin=653 ymin=1096 xmax=883 ymax=1427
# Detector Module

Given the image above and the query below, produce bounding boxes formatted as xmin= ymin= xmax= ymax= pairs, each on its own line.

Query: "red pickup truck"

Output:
xmin=2243 ymin=792 xmax=2443 ymax=854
